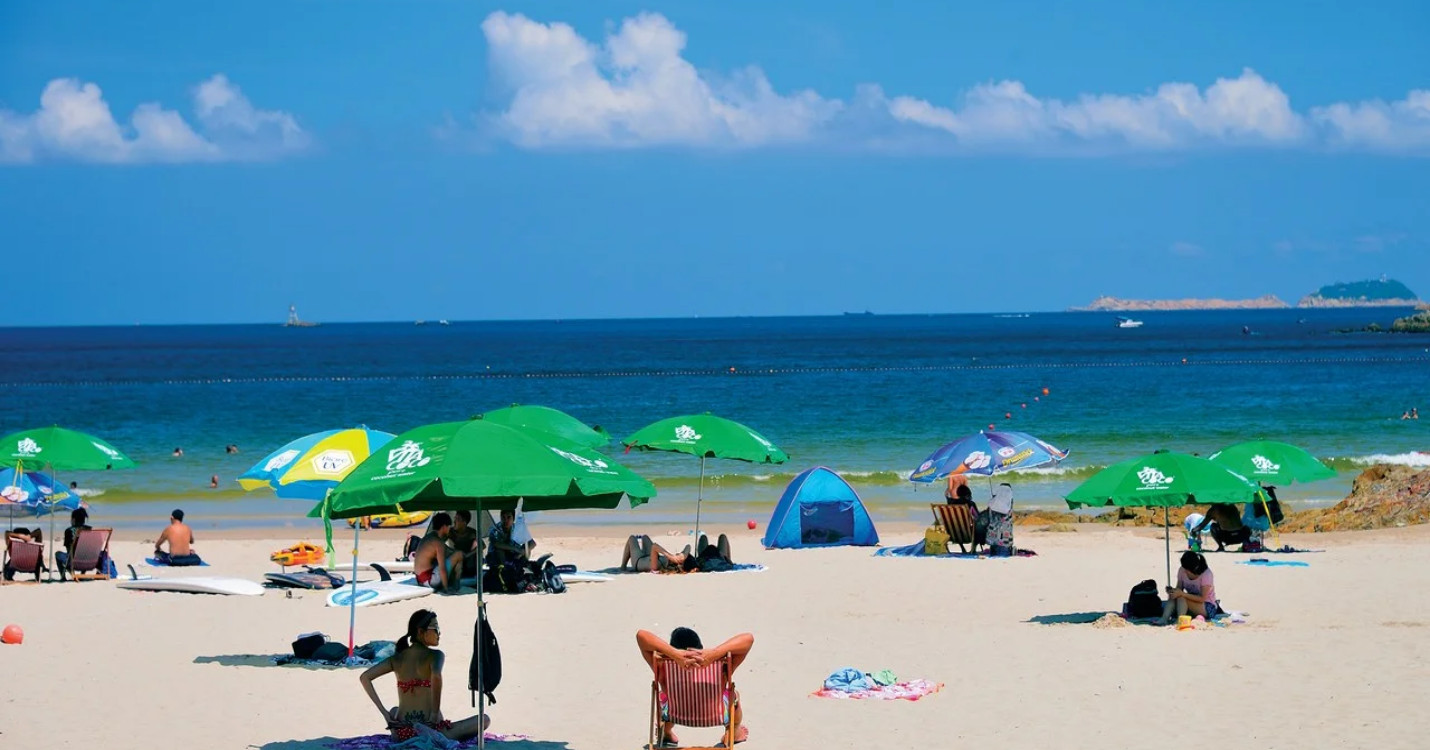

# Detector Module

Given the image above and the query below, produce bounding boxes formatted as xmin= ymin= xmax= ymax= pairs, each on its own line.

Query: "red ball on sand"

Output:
xmin=747 ymin=520 xmax=757 ymax=530
xmin=2 ymin=624 xmax=23 ymax=645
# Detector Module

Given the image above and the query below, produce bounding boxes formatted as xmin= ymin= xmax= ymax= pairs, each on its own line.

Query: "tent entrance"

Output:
xmin=799 ymin=500 xmax=855 ymax=546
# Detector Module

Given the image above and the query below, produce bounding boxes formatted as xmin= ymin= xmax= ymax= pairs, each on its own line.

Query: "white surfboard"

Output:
xmin=560 ymin=571 xmax=614 ymax=584
xmin=326 ymin=577 xmax=433 ymax=608
xmin=116 ymin=576 xmax=266 ymax=596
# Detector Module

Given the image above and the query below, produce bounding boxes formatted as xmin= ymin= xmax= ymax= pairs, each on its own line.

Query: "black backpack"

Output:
xmin=469 ymin=610 xmax=501 ymax=706
xmin=1126 ymin=579 xmax=1163 ymax=619
xmin=540 ymin=559 xmax=567 ymax=594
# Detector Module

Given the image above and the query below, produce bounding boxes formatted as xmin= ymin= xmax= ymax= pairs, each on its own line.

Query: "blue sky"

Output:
xmin=2 ymin=1 xmax=1427 ymax=326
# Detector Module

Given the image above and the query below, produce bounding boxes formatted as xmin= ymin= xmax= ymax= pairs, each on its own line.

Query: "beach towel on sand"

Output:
xmin=328 ymin=731 xmax=527 ymax=749
xmin=812 ymin=679 xmax=943 ymax=701
xmin=596 ymin=563 xmax=766 ymax=575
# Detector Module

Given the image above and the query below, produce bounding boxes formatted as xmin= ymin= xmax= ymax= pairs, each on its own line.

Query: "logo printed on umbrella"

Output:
xmin=548 ymin=447 xmax=616 ymax=475
xmin=997 ymin=446 xmax=1017 ymax=458
xmin=1001 ymin=448 xmax=1035 ymax=467
xmin=264 ymin=449 xmax=301 ymax=472
xmin=1 ymin=486 xmax=29 ymax=503
xmin=962 ymin=451 xmax=992 ymax=471
xmin=752 ymin=433 xmax=774 ymax=449
xmin=90 ymin=441 xmax=120 ymax=459
xmin=386 ymin=441 xmax=432 ymax=473
xmin=1250 ymin=455 xmax=1281 ymax=474
xmin=673 ymin=425 xmax=702 ymax=444
xmin=15 ymin=438 xmax=41 ymax=457
xmin=1137 ymin=466 xmax=1175 ymax=489
xmin=311 ymin=449 xmax=355 ymax=476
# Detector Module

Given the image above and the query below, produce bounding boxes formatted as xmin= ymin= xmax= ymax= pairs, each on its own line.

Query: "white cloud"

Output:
xmin=481 ymin=11 xmax=840 ymax=147
xmin=0 ymin=75 xmax=308 ymax=164
xmin=1312 ymin=90 xmax=1430 ymax=153
xmin=478 ymin=12 xmax=1428 ymax=156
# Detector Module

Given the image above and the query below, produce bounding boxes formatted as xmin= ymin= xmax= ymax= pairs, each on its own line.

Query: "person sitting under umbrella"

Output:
xmin=55 ymin=507 xmax=92 ymax=571
xmin=1189 ymin=504 xmax=1250 ymax=551
xmin=1159 ymin=551 xmax=1221 ymax=625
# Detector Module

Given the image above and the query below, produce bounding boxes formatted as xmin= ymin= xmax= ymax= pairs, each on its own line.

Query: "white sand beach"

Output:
xmin=4 ymin=522 xmax=1429 ymax=749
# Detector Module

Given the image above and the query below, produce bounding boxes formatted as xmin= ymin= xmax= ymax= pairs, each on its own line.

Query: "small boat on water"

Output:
xmin=1116 ymin=316 xmax=1144 ymax=329
xmin=283 ymin=305 xmax=319 ymax=328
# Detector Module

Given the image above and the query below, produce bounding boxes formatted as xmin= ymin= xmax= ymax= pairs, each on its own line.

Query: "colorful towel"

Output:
xmin=1239 ymin=559 xmax=1310 ymax=567
xmin=812 ymin=679 xmax=943 ymax=701
xmin=873 ymin=542 xmax=1035 ymax=558
xmin=328 ymin=732 xmax=528 ymax=749
xmin=145 ymin=556 xmax=209 ymax=567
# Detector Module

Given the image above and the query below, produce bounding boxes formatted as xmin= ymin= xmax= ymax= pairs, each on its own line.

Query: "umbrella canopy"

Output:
xmin=1208 ymin=440 xmax=1336 ymax=485
xmin=313 ymin=419 xmax=656 ymax=520
xmin=474 ymin=404 xmax=610 ymax=450
xmin=623 ymin=413 xmax=787 ymax=463
xmin=238 ymin=427 xmax=395 ymax=500
xmin=910 ymin=430 xmax=1068 ymax=482
xmin=0 ymin=426 xmax=135 ymax=471
xmin=1066 ymin=450 xmax=1261 ymax=585
xmin=1 ymin=467 xmax=82 ymax=521
xmin=1065 ymin=451 xmax=1259 ymax=509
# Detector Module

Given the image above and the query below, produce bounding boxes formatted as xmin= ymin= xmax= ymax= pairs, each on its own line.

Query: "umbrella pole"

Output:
xmin=47 ymin=463 xmax=56 ymax=581
xmin=347 ymin=523 xmax=360 ymax=657
xmin=477 ymin=503 xmax=487 ymax=750
xmin=1164 ymin=507 xmax=1172 ymax=588
xmin=694 ymin=456 xmax=706 ymax=545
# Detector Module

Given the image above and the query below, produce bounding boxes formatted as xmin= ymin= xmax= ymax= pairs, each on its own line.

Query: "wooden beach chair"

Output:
xmin=3 ymin=534 xmax=46 ymax=584
xmin=63 ymin=527 xmax=113 ymax=581
xmin=931 ymin=503 xmax=980 ymax=554
xmin=649 ymin=654 xmax=737 ymax=750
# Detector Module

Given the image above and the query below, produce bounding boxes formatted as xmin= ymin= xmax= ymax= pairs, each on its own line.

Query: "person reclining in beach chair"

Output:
xmin=57 ymin=510 xmax=114 ymax=581
xmin=3 ymin=530 xmax=46 ymax=582
xmin=931 ymin=488 xmax=981 ymax=554
xmin=638 ymin=627 xmax=753 ymax=748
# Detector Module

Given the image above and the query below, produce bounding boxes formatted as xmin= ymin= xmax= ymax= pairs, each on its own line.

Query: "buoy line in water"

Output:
xmin=1 ymin=354 xmax=1426 ymax=389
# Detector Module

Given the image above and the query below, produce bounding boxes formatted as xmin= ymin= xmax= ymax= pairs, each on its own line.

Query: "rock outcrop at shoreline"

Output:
xmin=1279 ymin=464 xmax=1430 ymax=532
xmin=1073 ymin=295 xmax=1288 ymax=312
xmin=1390 ymin=310 xmax=1430 ymax=333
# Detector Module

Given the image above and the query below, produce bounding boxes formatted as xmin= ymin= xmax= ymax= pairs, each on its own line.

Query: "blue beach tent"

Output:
xmin=763 ymin=467 xmax=879 ymax=549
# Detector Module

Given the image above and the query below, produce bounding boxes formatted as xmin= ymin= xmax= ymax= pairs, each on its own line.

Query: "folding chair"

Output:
xmin=931 ymin=503 xmax=980 ymax=554
xmin=649 ymin=654 xmax=736 ymax=750
xmin=63 ymin=527 xmax=114 ymax=581
xmin=3 ymin=534 xmax=46 ymax=584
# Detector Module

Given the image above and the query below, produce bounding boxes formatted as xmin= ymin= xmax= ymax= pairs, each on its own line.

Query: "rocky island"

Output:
xmin=1073 ymin=277 xmax=1422 ymax=312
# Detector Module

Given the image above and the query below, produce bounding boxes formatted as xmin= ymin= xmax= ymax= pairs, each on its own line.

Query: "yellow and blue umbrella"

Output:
xmin=238 ymin=427 xmax=396 ymax=500
xmin=1 ymin=467 xmax=83 ymax=522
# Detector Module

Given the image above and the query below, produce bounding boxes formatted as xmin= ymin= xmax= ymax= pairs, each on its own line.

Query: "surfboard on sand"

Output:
xmin=326 ymin=576 xmax=433 ymax=608
xmin=117 ymin=576 xmax=266 ymax=596
xmin=560 ymin=571 xmax=613 ymax=583
xmin=264 ymin=569 xmax=347 ymax=589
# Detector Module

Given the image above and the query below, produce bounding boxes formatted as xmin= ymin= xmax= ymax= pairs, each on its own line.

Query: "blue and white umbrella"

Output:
xmin=910 ymin=430 xmax=1069 ymax=482
xmin=1 ymin=467 xmax=84 ymax=521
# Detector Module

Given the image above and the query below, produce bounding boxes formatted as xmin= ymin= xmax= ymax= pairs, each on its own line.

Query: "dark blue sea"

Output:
xmin=2 ymin=309 xmax=1427 ymax=530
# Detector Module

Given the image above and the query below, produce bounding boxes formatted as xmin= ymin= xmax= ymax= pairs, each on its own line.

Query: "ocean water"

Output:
xmin=2 ymin=309 xmax=1427 ymax=531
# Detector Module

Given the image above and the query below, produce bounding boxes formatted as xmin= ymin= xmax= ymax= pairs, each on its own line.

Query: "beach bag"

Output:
xmin=923 ymin=525 xmax=949 ymax=555
xmin=1126 ymin=579 xmax=1163 ymax=619
xmin=291 ymin=632 xmax=327 ymax=659
xmin=469 ymin=611 xmax=501 ymax=705
xmin=1253 ymin=498 xmax=1285 ymax=525
xmin=540 ymin=559 xmax=567 ymax=594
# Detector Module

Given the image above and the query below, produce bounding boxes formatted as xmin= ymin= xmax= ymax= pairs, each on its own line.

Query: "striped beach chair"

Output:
xmin=931 ymin=503 xmax=980 ymax=554
xmin=64 ymin=527 xmax=114 ymax=581
xmin=3 ymin=534 xmax=45 ymax=583
xmin=649 ymin=654 xmax=736 ymax=750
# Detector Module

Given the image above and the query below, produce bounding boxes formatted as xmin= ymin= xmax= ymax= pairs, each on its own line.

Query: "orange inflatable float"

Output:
xmin=270 ymin=542 xmax=325 ymax=567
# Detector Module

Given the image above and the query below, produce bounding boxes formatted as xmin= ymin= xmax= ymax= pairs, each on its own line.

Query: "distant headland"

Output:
xmin=1073 ymin=278 xmax=1421 ymax=312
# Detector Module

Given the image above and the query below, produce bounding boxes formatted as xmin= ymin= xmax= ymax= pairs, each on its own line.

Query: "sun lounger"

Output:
xmin=649 ymin=654 xmax=736 ymax=750
xmin=931 ymin=503 xmax=980 ymax=554
xmin=62 ymin=527 xmax=113 ymax=581
xmin=3 ymin=534 xmax=46 ymax=583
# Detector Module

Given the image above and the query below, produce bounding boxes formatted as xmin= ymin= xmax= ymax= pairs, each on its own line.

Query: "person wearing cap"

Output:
xmin=154 ymin=508 xmax=203 ymax=566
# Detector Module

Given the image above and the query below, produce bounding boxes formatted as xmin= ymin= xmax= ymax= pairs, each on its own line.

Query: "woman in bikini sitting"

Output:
xmin=620 ymin=534 xmax=692 ymax=573
xmin=359 ymin=609 xmax=488 ymax=742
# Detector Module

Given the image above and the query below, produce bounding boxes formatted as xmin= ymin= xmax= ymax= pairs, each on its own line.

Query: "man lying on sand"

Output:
xmin=620 ymin=535 xmax=689 ymax=573
xmin=413 ymin=513 xmax=463 ymax=592
xmin=638 ymin=627 xmax=754 ymax=746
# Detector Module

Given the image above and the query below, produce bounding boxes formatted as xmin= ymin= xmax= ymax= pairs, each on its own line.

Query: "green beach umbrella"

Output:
xmin=0 ymin=425 xmax=135 ymax=579
xmin=1066 ymin=450 xmax=1259 ymax=584
xmin=310 ymin=418 xmax=654 ymax=745
xmin=474 ymin=404 xmax=611 ymax=450
xmin=1207 ymin=440 xmax=1336 ymax=485
xmin=623 ymin=413 xmax=787 ymax=542
xmin=0 ymin=426 xmax=136 ymax=471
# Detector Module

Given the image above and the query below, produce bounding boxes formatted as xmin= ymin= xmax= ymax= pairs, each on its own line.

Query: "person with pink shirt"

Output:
xmin=1159 ymin=551 xmax=1220 ymax=624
